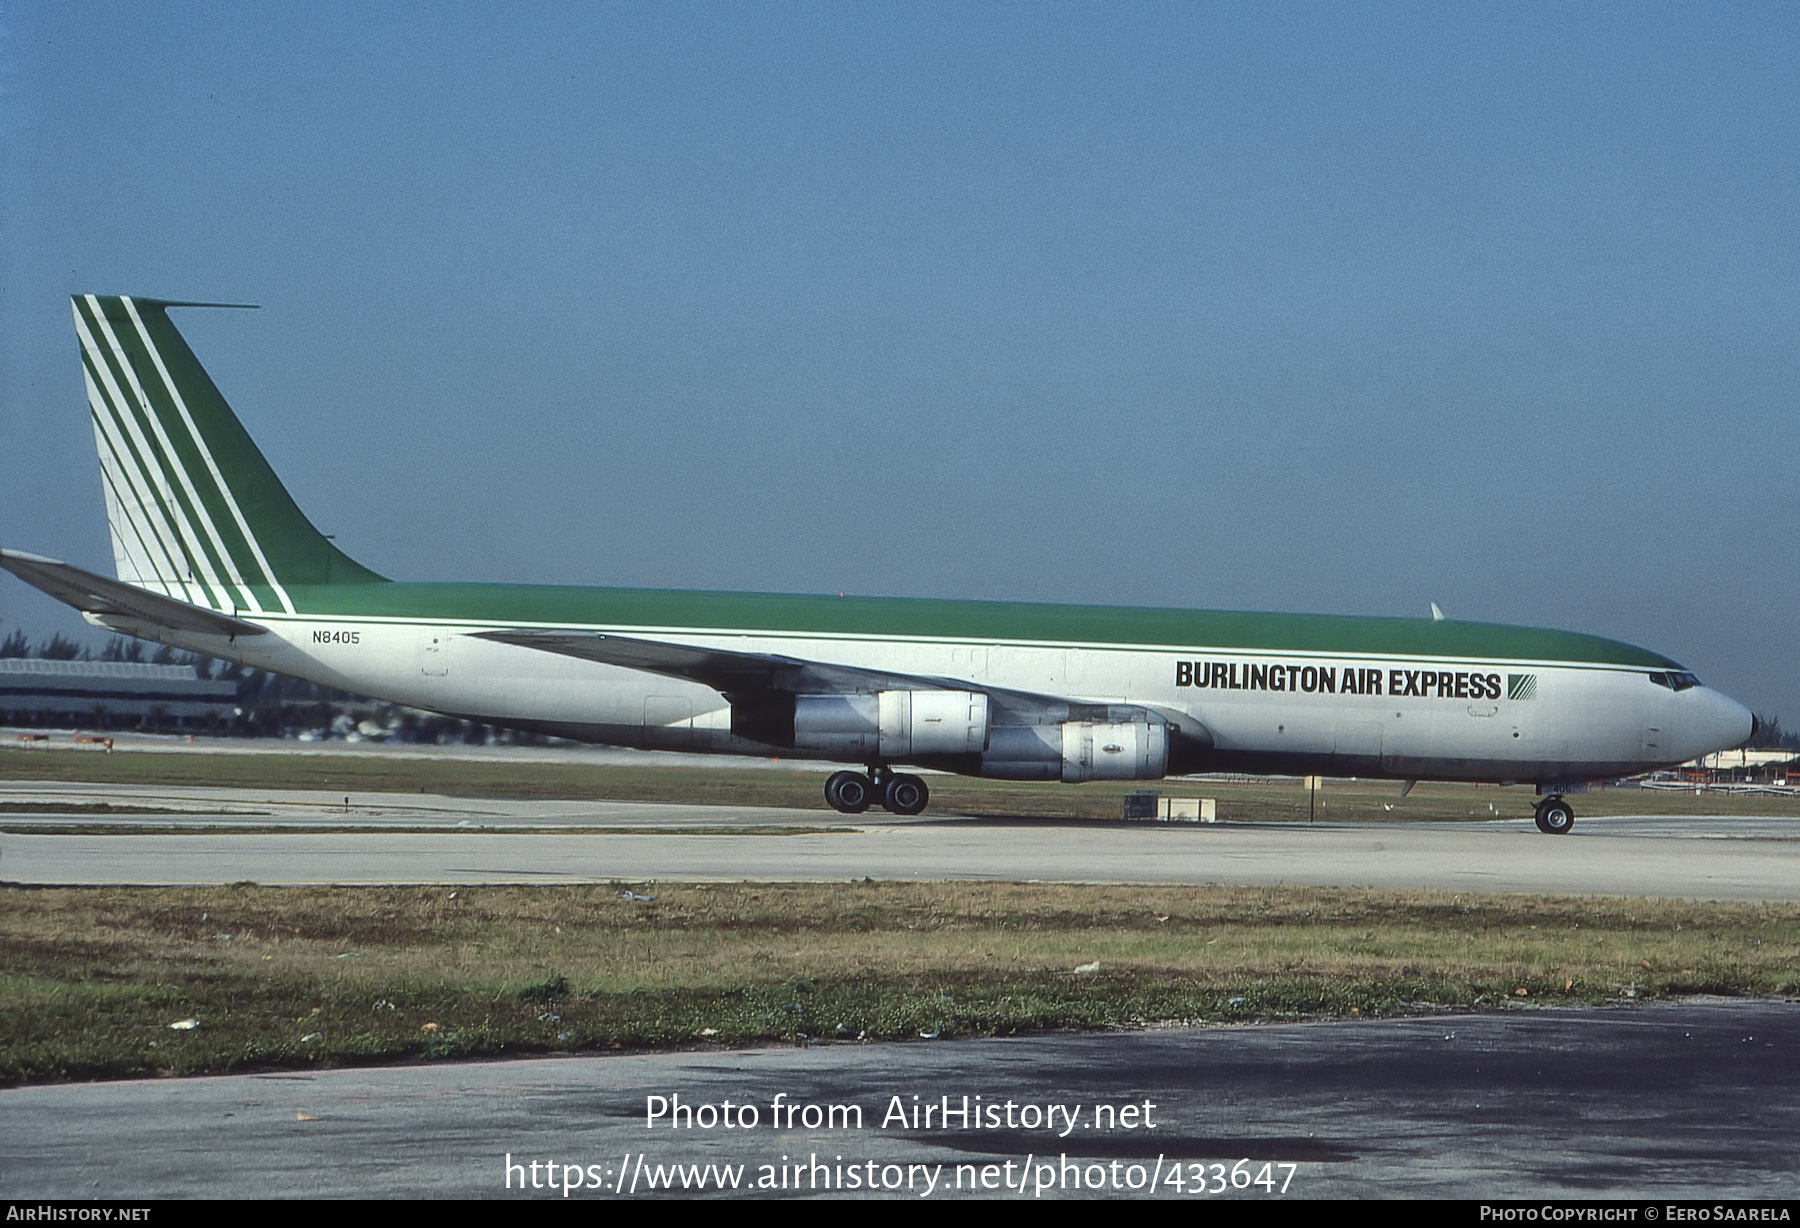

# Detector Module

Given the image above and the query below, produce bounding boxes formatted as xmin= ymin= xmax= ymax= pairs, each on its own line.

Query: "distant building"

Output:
xmin=1683 ymin=746 xmax=1800 ymax=785
xmin=1695 ymin=747 xmax=1798 ymax=771
xmin=0 ymin=659 xmax=237 ymax=727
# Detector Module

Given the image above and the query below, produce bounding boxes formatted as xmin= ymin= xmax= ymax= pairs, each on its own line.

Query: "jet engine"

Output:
xmin=732 ymin=689 xmax=990 ymax=758
xmin=979 ymin=719 xmax=1170 ymax=782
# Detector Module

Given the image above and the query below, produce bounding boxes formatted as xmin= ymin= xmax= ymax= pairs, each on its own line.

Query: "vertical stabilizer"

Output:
xmin=73 ymin=295 xmax=386 ymax=614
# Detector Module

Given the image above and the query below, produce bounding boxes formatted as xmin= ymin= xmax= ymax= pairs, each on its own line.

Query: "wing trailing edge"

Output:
xmin=472 ymin=628 xmax=944 ymax=696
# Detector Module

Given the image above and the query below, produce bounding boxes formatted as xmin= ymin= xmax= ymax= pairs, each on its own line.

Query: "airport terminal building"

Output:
xmin=0 ymin=658 xmax=237 ymax=728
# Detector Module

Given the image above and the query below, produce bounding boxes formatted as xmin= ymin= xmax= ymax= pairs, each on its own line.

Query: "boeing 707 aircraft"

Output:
xmin=0 ymin=296 xmax=1757 ymax=832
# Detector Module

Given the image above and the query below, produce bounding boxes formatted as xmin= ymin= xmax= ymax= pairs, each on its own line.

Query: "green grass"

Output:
xmin=4 ymin=881 xmax=1796 ymax=1084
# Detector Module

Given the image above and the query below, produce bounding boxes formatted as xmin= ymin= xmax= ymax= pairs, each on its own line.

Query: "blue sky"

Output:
xmin=3 ymin=3 xmax=1796 ymax=721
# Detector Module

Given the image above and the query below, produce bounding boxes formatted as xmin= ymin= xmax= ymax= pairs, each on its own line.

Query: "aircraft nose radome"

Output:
xmin=1696 ymin=688 xmax=1757 ymax=753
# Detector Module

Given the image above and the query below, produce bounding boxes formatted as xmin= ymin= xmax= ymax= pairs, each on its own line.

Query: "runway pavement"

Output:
xmin=3 ymin=783 xmax=1799 ymax=898
xmin=2 ymin=998 xmax=1795 ymax=1199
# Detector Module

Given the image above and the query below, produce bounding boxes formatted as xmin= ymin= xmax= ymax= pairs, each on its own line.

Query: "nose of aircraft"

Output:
xmin=1691 ymin=687 xmax=1757 ymax=755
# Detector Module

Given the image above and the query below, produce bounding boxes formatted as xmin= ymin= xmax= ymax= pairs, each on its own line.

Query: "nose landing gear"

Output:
xmin=1534 ymin=795 xmax=1575 ymax=835
xmin=824 ymin=767 xmax=930 ymax=816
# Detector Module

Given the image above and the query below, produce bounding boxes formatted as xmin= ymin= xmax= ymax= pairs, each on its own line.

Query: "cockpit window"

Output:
xmin=1648 ymin=671 xmax=1701 ymax=691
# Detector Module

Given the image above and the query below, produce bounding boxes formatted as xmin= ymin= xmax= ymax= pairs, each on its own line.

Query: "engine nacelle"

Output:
xmin=1061 ymin=720 xmax=1169 ymax=782
xmin=978 ymin=724 xmax=1061 ymax=780
xmin=780 ymin=690 xmax=990 ymax=758
xmin=881 ymin=690 xmax=991 ymax=756
xmin=979 ymin=720 xmax=1170 ymax=782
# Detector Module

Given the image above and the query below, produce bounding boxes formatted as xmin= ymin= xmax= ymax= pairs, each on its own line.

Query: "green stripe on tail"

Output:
xmin=75 ymin=296 xmax=387 ymax=603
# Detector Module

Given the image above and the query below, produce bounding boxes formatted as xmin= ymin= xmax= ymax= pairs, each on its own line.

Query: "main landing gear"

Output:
xmin=825 ymin=767 xmax=930 ymax=816
xmin=1534 ymin=795 xmax=1575 ymax=835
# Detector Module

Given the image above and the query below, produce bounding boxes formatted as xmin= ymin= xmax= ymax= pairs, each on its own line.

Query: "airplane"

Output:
xmin=0 ymin=296 xmax=1758 ymax=834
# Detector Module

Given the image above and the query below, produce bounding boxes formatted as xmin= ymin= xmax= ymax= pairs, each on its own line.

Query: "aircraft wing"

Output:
xmin=0 ymin=549 xmax=267 ymax=639
xmin=473 ymin=628 xmax=942 ymax=696
xmin=474 ymin=627 xmax=1213 ymax=746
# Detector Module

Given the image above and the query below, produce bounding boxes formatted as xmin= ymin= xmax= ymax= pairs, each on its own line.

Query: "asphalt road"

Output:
xmin=2 ymin=999 xmax=1794 ymax=1199
xmin=3 ymin=784 xmax=1799 ymax=898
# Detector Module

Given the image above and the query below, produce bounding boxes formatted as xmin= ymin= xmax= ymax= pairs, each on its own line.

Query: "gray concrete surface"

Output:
xmin=0 ymin=780 xmax=835 ymax=828
xmin=6 ymin=781 xmax=1800 ymax=838
xmin=2 ymin=999 xmax=1795 ymax=1199
xmin=1468 ymin=813 xmax=1800 ymax=841
xmin=4 ymin=782 xmax=1799 ymax=898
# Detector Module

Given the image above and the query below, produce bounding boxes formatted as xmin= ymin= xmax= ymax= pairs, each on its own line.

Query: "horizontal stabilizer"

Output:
xmin=0 ymin=549 xmax=267 ymax=639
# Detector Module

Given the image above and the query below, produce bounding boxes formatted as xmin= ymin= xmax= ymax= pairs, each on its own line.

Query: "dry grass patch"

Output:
xmin=3 ymin=881 xmax=1797 ymax=1084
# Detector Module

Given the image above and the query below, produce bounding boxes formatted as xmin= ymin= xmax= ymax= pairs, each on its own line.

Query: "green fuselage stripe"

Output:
xmin=271 ymin=582 xmax=1680 ymax=669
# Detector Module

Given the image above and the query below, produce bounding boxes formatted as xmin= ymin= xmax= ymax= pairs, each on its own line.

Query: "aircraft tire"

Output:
xmin=1534 ymin=797 xmax=1574 ymax=835
xmin=882 ymin=774 xmax=929 ymax=816
xmin=826 ymin=771 xmax=873 ymax=814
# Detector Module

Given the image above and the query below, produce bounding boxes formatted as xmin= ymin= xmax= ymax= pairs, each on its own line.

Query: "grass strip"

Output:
xmin=3 ymin=881 xmax=1796 ymax=1084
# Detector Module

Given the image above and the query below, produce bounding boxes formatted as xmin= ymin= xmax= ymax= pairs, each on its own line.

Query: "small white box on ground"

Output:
xmin=1158 ymin=797 xmax=1208 ymax=822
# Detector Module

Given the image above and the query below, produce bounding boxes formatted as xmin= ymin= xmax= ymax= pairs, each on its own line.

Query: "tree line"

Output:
xmin=2 ymin=626 xmax=221 ymax=673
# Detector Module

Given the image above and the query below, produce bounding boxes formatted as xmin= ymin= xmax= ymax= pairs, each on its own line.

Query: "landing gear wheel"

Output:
xmin=881 ymin=773 xmax=929 ymax=816
xmin=825 ymin=771 xmax=874 ymax=814
xmin=1534 ymin=796 xmax=1574 ymax=835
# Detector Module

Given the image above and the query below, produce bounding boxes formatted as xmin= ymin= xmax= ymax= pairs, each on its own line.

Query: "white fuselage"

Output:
xmin=115 ymin=605 xmax=1751 ymax=784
